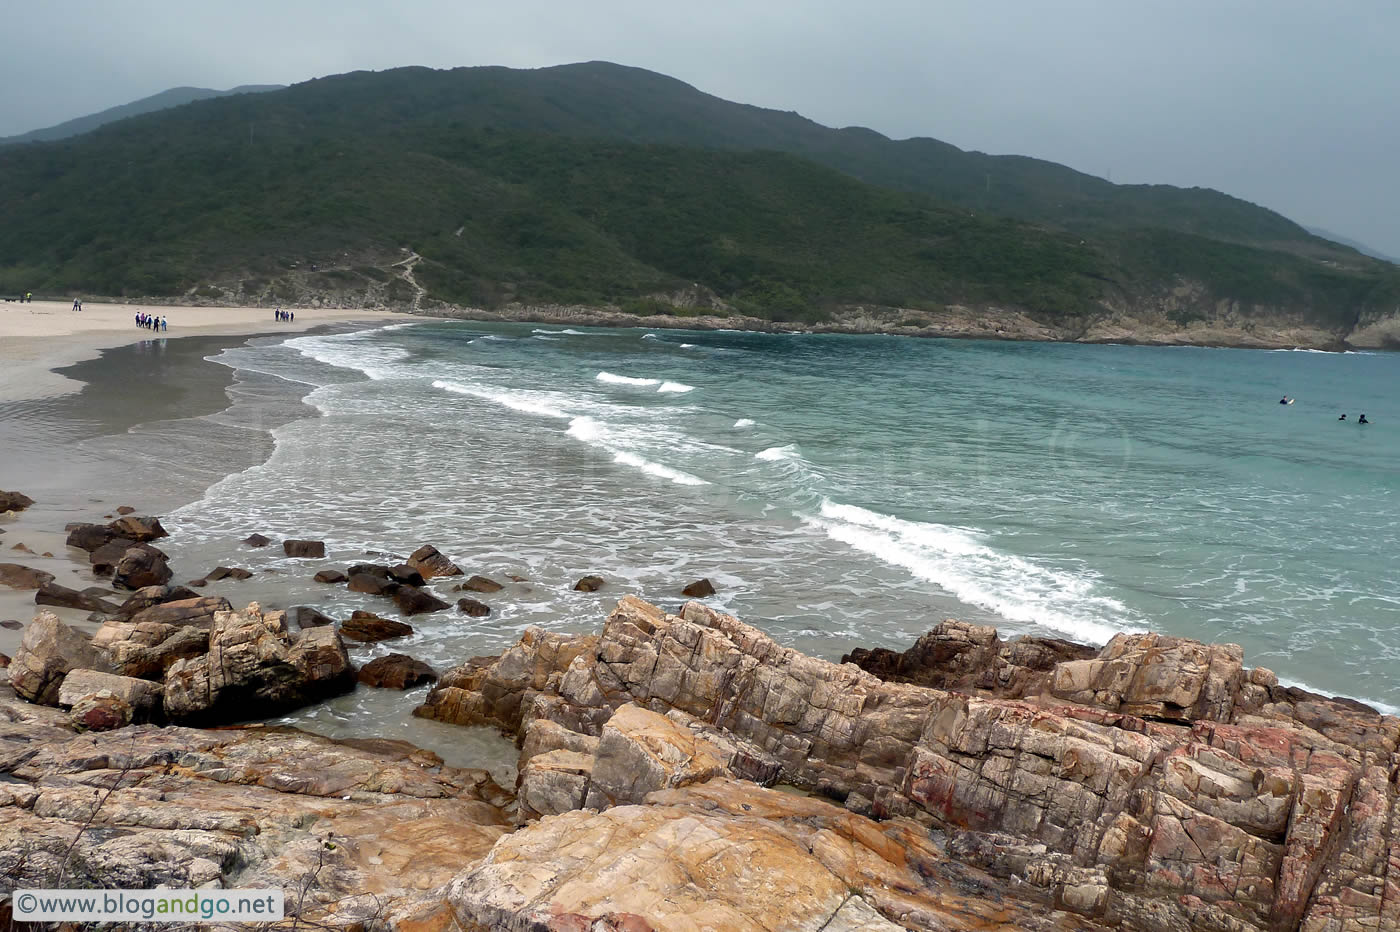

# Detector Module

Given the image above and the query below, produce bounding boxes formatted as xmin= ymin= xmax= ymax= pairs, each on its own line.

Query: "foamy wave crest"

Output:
xmin=641 ymin=333 xmax=660 ymax=341
xmin=613 ymin=451 xmax=708 ymax=485
xmin=532 ymin=328 xmax=586 ymax=335
xmin=733 ymin=418 xmax=756 ymax=428
xmin=680 ymin=343 xmax=697 ymax=349
xmin=288 ymin=333 xmax=411 ymax=381
xmin=596 ymin=371 xmax=660 ymax=386
xmin=470 ymin=335 xmax=512 ymax=343
xmin=532 ymin=335 xmax=561 ymax=341
xmin=657 ymin=381 xmax=695 ymax=393
xmin=432 ymin=380 xmax=570 ymax=419
xmin=567 ymin=417 xmax=708 ymax=486
xmin=755 ymin=445 xmax=799 ymax=462
xmin=808 ymin=500 xmax=1134 ymax=644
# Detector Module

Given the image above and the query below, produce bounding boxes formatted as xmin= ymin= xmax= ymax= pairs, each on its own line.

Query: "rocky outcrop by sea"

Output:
xmin=5 ymin=589 xmax=1400 ymax=930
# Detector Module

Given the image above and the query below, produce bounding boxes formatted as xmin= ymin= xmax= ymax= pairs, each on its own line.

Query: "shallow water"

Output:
xmin=40 ymin=321 xmax=1400 ymax=759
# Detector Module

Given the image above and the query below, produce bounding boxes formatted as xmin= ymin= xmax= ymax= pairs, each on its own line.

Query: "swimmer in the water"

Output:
xmin=1359 ymin=414 xmax=1369 ymax=424
xmin=1339 ymin=414 xmax=1348 ymax=421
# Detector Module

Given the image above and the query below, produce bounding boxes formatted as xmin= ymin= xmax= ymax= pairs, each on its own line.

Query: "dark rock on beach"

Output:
xmin=0 ymin=563 xmax=55 ymax=591
xmin=87 ymin=537 xmax=138 ymax=575
xmin=115 ymin=505 xmax=135 ymax=515
xmin=457 ymin=597 xmax=491 ymax=617
xmin=0 ymin=489 xmax=35 ymax=513
xmin=282 ymin=538 xmax=326 ymax=558
xmin=358 ymin=653 xmax=437 ymax=690
xmin=391 ymin=585 xmax=450 ymax=616
xmin=114 ymin=584 xmax=201 ymax=618
xmin=340 ymin=610 xmax=413 ymax=643
xmin=313 ymin=568 xmax=348 ymax=584
xmin=243 ymin=533 xmax=272 ymax=547
xmin=573 ymin=574 xmax=606 ymax=592
xmin=406 ymin=544 xmax=464 ymax=579
xmin=459 ymin=574 xmax=503 ymax=593
xmin=34 ymin=582 xmax=121 ymax=615
xmin=112 ymin=545 xmax=174 ymax=590
xmin=347 ymin=561 xmax=391 ymax=579
xmin=65 ymin=522 xmax=116 ymax=553
xmin=681 ymin=577 xmax=716 ymax=598
xmin=108 ymin=515 xmax=168 ymax=542
xmin=0 ymin=619 xmax=22 ymax=630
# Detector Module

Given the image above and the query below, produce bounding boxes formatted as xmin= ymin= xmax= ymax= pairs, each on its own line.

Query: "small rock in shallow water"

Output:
xmin=458 ymin=575 xmax=504 ymax=593
xmin=681 ymin=578 xmax=716 ymax=598
xmin=358 ymin=653 xmax=437 ymax=689
xmin=406 ymin=544 xmax=463 ymax=579
xmin=282 ymin=539 xmax=326 ymax=558
xmin=457 ymin=597 xmax=491 ymax=617
xmin=314 ymin=569 xmax=347 ymax=584
xmin=0 ymin=490 xmax=35 ymax=513
xmin=573 ymin=575 xmax=606 ymax=592
xmin=0 ymin=619 xmax=22 ymax=630
xmin=392 ymin=585 xmax=450 ymax=616
xmin=115 ymin=505 xmax=135 ymax=515
xmin=340 ymin=610 xmax=413 ymax=643
xmin=243 ymin=533 xmax=272 ymax=547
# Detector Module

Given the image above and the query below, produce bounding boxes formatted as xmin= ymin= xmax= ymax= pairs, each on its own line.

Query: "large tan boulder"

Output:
xmin=162 ymin=602 xmax=353 ymax=723
xmin=583 ymin=704 xmax=731 ymax=809
xmin=1050 ymin=631 xmax=1245 ymax=722
xmin=10 ymin=612 xmax=111 ymax=705
xmin=93 ymin=619 xmax=207 ymax=679
xmin=450 ymin=778 xmax=1078 ymax=932
xmin=57 ymin=669 xmax=162 ymax=723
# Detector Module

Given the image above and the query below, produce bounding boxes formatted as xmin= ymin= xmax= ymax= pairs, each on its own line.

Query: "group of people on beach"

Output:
xmin=1280 ymin=397 xmax=1371 ymax=424
xmin=136 ymin=311 xmax=167 ymax=332
xmin=274 ymin=307 xmax=295 ymax=323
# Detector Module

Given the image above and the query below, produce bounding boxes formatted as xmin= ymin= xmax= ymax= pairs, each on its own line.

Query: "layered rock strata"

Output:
xmin=417 ymin=597 xmax=1400 ymax=932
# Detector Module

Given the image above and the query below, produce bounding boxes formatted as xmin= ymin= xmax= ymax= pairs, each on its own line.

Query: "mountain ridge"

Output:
xmin=0 ymin=62 xmax=1396 ymax=347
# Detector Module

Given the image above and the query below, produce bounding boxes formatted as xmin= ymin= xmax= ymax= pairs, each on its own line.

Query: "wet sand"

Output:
xmin=0 ymin=302 xmax=409 ymax=654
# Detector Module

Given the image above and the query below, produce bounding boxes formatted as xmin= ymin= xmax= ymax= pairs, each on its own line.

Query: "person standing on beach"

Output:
xmin=72 ymin=298 xmax=81 ymax=312
xmin=161 ymin=317 xmax=167 ymax=331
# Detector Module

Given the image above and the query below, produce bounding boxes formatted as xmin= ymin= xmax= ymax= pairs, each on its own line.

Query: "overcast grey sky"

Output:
xmin=4 ymin=1 xmax=1396 ymax=255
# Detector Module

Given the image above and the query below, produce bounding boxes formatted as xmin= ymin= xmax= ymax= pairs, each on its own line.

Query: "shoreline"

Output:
xmin=0 ymin=303 xmax=412 ymax=655
xmin=408 ymin=302 xmax=1383 ymax=353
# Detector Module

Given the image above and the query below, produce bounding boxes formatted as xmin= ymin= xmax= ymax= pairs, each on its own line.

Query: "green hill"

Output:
xmin=0 ymin=63 xmax=1396 ymax=337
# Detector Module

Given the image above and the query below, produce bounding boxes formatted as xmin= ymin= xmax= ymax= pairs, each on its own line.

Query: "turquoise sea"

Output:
xmin=159 ymin=322 xmax=1400 ymax=730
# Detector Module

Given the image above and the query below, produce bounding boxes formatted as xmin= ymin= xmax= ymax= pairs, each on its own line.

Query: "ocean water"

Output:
xmin=154 ymin=321 xmax=1400 ymax=742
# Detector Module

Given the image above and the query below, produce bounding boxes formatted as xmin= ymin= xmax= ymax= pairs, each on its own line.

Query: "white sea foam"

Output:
xmin=657 ymin=381 xmax=695 ymax=393
xmin=641 ymin=333 xmax=660 ymax=341
xmin=532 ymin=328 xmax=586 ymax=335
xmin=532 ymin=335 xmax=561 ymax=342
xmin=596 ymin=371 xmax=661 ymax=386
xmin=612 ymin=451 xmax=708 ymax=485
xmin=755 ymin=445 xmax=799 ymax=462
xmin=470 ymin=335 xmax=512 ymax=343
xmin=679 ymin=343 xmax=697 ymax=349
xmin=808 ymin=500 xmax=1134 ymax=645
xmin=432 ymin=380 xmax=570 ymax=419
xmin=566 ymin=417 xmax=708 ymax=485
xmin=733 ymin=418 xmax=756 ymax=428
xmin=287 ymin=333 xmax=410 ymax=381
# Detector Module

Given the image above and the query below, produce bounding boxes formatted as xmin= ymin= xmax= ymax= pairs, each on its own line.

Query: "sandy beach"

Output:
xmin=0 ymin=300 xmax=413 ymax=654
xmin=0 ymin=299 xmax=412 ymax=401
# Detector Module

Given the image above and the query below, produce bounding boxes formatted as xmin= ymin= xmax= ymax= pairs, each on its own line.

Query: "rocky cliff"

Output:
xmin=4 ymin=596 xmax=1398 ymax=930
